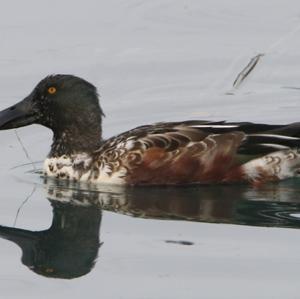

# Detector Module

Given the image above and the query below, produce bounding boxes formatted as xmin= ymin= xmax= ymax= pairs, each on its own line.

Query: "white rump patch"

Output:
xmin=242 ymin=149 xmax=300 ymax=181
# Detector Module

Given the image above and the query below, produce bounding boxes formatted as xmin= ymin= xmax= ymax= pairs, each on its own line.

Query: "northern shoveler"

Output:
xmin=0 ymin=74 xmax=300 ymax=185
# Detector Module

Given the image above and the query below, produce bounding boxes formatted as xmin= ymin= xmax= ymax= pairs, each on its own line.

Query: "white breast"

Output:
xmin=43 ymin=154 xmax=126 ymax=184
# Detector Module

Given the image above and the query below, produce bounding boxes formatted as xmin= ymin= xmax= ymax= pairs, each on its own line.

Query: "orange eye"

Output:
xmin=48 ymin=87 xmax=56 ymax=94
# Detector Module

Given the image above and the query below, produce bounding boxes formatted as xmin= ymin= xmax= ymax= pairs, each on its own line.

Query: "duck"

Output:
xmin=0 ymin=74 xmax=300 ymax=186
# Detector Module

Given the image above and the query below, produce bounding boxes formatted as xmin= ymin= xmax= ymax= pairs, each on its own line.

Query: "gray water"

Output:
xmin=1 ymin=1 xmax=300 ymax=298
xmin=1 ymin=166 xmax=300 ymax=298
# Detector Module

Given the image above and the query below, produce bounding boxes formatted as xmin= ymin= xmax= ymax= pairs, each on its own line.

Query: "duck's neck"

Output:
xmin=49 ymin=123 xmax=103 ymax=157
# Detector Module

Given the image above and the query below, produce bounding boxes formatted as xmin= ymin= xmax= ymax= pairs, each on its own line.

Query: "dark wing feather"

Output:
xmin=237 ymin=122 xmax=300 ymax=155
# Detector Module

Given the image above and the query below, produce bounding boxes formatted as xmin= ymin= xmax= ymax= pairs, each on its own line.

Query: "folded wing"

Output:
xmin=96 ymin=121 xmax=300 ymax=185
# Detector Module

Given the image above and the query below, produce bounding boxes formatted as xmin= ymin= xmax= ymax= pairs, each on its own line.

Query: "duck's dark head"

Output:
xmin=0 ymin=75 xmax=105 ymax=155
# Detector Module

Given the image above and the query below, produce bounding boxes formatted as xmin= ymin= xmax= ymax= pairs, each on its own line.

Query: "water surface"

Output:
xmin=1 ymin=166 xmax=300 ymax=298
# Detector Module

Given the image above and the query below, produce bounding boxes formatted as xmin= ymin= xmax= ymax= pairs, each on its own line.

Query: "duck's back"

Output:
xmin=94 ymin=120 xmax=300 ymax=185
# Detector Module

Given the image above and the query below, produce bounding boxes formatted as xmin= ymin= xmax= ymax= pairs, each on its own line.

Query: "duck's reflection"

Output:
xmin=0 ymin=200 xmax=102 ymax=279
xmin=1 ymin=178 xmax=300 ymax=279
xmin=46 ymin=178 xmax=300 ymax=228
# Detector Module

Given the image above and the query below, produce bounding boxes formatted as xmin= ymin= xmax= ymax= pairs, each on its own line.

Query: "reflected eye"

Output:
xmin=47 ymin=87 xmax=57 ymax=94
